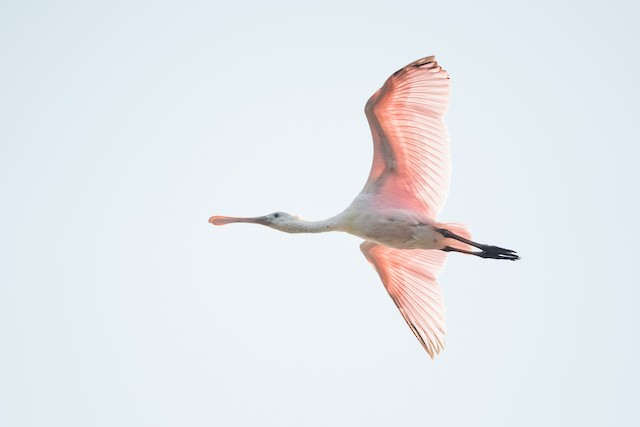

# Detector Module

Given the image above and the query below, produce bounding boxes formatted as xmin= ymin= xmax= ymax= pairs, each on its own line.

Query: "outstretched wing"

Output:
xmin=362 ymin=56 xmax=451 ymax=219
xmin=360 ymin=241 xmax=449 ymax=358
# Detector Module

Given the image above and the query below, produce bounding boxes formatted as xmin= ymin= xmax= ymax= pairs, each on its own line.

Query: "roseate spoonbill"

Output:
xmin=209 ymin=56 xmax=519 ymax=358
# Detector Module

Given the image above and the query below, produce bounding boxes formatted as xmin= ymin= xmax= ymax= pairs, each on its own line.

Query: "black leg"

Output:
xmin=439 ymin=228 xmax=520 ymax=261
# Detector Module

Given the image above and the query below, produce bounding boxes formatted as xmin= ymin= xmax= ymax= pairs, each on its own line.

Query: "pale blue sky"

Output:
xmin=1 ymin=1 xmax=639 ymax=426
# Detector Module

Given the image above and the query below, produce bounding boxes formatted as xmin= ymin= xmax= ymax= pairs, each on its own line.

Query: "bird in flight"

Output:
xmin=210 ymin=56 xmax=519 ymax=358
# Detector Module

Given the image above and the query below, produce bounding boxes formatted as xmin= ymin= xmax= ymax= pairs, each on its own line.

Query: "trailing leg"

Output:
xmin=437 ymin=228 xmax=520 ymax=261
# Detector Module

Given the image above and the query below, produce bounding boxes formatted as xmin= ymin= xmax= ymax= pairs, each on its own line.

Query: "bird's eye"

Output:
xmin=273 ymin=213 xmax=280 ymax=218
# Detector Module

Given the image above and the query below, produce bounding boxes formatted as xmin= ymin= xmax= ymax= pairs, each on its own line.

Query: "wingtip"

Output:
xmin=392 ymin=55 xmax=447 ymax=78
xmin=412 ymin=55 xmax=436 ymax=66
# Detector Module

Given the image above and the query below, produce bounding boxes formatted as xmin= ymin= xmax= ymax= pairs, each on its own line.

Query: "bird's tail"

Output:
xmin=438 ymin=222 xmax=473 ymax=252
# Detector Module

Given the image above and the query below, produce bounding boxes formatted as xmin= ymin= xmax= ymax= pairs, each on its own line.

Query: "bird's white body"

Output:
xmin=337 ymin=195 xmax=442 ymax=250
xmin=209 ymin=56 xmax=518 ymax=358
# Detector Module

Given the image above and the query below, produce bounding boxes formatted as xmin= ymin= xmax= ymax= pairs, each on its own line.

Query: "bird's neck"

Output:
xmin=275 ymin=215 xmax=343 ymax=234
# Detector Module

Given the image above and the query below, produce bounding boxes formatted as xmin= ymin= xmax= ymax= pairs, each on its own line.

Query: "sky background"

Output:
xmin=1 ymin=0 xmax=639 ymax=426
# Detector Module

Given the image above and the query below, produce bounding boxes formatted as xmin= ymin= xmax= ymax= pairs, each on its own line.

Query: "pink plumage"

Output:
xmin=209 ymin=56 xmax=519 ymax=359
xmin=361 ymin=241 xmax=448 ymax=358
xmin=363 ymin=56 xmax=451 ymax=219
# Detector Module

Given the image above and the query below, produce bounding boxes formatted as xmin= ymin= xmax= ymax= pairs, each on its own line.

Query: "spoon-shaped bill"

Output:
xmin=208 ymin=215 xmax=269 ymax=226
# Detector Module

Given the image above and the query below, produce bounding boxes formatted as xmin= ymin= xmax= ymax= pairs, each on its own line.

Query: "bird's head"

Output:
xmin=209 ymin=211 xmax=299 ymax=231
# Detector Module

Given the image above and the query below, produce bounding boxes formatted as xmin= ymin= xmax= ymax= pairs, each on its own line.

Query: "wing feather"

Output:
xmin=360 ymin=241 xmax=448 ymax=359
xmin=362 ymin=56 xmax=451 ymax=219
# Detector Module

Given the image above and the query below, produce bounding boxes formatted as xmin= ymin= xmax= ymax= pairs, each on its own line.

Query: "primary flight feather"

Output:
xmin=210 ymin=56 xmax=519 ymax=359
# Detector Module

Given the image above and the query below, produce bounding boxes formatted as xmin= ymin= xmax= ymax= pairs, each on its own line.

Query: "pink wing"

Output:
xmin=361 ymin=241 xmax=448 ymax=358
xmin=362 ymin=56 xmax=451 ymax=219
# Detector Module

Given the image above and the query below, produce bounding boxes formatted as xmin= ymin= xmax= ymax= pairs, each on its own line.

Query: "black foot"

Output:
xmin=475 ymin=245 xmax=520 ymax=261
xmin=443 ymin=245 xmax=520 ymax=260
